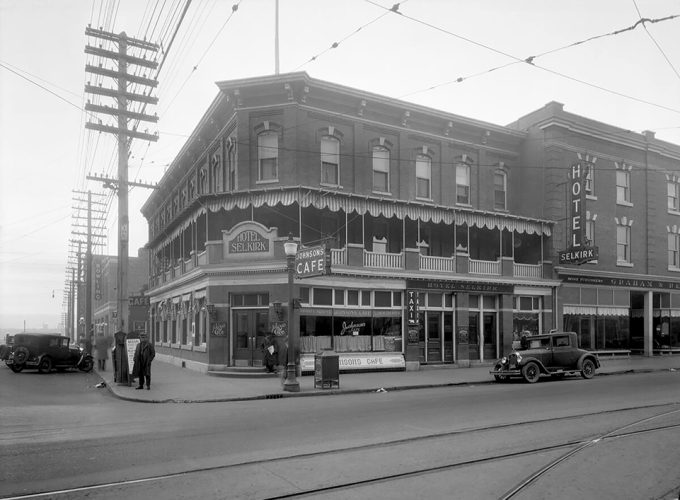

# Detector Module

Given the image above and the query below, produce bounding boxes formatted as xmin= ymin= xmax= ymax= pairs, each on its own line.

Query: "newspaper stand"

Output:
xmin=314 ymin=349 xmax=339 ymax=389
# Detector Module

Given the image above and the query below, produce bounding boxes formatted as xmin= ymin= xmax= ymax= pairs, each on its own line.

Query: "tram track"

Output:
xmin=3 ymin=402 xmax=679 ymax=500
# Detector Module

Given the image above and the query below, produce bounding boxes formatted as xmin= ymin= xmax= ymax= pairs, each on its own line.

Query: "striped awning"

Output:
xmin=563 ymin=305 xmax=629 ymax=316
xmin=153 ymin=186 xmax=553 ymax=245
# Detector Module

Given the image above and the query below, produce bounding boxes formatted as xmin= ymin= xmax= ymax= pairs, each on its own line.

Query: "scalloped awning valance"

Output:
xmin=152 ymin=187 xmax=552 ymax=246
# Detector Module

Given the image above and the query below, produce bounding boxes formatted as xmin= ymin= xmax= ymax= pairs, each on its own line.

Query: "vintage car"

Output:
xmin=490 ymin=331 xmax=600 ymax=383
xmin=5 ymin=333 xmax=94 ymax=374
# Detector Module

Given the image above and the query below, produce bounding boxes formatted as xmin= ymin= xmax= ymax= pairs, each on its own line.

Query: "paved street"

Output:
xmin=1 ymin=361 xmax=679 ymax=499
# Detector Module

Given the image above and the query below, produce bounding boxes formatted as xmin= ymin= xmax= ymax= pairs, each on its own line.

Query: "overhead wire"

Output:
xmin=363 ymin=0 xmax=680 ymax=116
xmin=632 ymin=0 xmax=680 ymax=81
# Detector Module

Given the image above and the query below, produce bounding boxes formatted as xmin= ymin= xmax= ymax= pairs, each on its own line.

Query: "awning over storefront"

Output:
xmin=563 ymin=305 xmax=629 ymax=316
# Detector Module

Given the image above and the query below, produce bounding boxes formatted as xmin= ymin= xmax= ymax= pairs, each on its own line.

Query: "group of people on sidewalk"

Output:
xmin=88 ymin=331 xmax=155 ymax=390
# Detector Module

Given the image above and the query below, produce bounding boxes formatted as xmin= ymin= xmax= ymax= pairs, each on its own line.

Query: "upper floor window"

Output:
xmin=668 ymin=181 xmax=680 ymax=212
xmin=616 ymin=218 xmax=632 ymax=265
xmin=494 ymin=170 xmax=507 ymax=210
xmin=258 ymin=132 xmax=278 ymax=181
xmin=228 ymin=139 xmax=237 ymax=191
xmin=585 ymin=217 xmax=595 ymax=246
xmin=584 ymin=166 xmax=594 ymax=195
xmin=321 ymin=136 xmax=340 ymax=185
xmin=616 ymin=169 xmax=630 ymax=204
xmin=669 ymin=231 xmax=680 ymax=269
xmin=198 ymin=167 xmax=208 ymax=194
xmin=456 ymin=163 xmax=470 ymax=204
xmin=372 ymin=146 xmax=390 ymax=193
xmin=210 ymin=152 xmax=222 ymax=192
xmin=416 ymin=154 xmax=431 ymax=199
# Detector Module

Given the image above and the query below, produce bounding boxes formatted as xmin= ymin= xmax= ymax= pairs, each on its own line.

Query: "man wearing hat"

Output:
xmin=133 ymin=333 xmax=155 ymax=390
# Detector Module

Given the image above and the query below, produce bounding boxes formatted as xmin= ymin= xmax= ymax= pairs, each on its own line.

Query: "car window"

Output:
xmin=554 ymin=336 xmax=570 ymax=347
xmin=48 ymin=338 xmax=59 ymax=347
xmin=529 ymin=338 xmax=551 ymax=349
xmin=60 ymin=338 xmax=69 ymax=348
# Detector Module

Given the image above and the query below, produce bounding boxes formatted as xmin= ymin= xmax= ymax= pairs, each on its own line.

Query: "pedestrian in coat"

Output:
xmin=94 ymin=332 xmax=113 ymax=371
xmin=261 ymin=332 xmax=277 ymax=373
xmin=133 ymin=333 xmax=155 ymax=390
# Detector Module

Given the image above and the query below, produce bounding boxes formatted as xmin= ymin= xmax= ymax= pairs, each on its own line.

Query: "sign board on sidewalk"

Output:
xmin=125 ymin=338 xmax=139 ymax=376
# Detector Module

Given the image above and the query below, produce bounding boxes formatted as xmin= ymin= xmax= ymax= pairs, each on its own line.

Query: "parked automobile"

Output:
xmin=5 ymin=333 xmax=94 ymax=374
xmin=490 ymin=331 xmax=600 ymax=383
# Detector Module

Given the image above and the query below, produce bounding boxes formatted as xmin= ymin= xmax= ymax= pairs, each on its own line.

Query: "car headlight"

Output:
xmin=501 ymin=356 xmax=507 ymax=364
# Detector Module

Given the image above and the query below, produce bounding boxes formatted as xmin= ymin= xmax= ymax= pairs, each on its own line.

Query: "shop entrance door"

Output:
xmin=233 ymin=310 xmax=268 ymax=366
xmin=425 ymin=312 xmax=442 ymax=363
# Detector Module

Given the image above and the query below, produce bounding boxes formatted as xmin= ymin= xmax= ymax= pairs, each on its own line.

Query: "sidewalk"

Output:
xmin=94 ymin=355 xmax=680 ymax=403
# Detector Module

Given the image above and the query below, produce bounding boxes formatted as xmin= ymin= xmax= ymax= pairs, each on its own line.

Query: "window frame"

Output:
xmin=616 ymin=224 xmax=631 ymax=264
xmin=320 ymin=135 xmax=340 ymax=186
xmin=415 ymin=153 xmax=431 ymax=200
xmin=257 ymin=131 xmax=279 ymax=182
xmin=456 ymin=163 xmax=470 ymax=205
xmin=616 ymin=169 xmax=631 ymax=204
xmin=372 ymin=145 xmax=390 ymax=193
xmin=668 ymin=181 xmax=680 ymax=212
xmin=669 ymin=232 xmax=680 ymax=269
xmin=494 ymin=170 xmax=507 ymax=210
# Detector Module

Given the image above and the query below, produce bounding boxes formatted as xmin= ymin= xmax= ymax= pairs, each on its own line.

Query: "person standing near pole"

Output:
xmin=133 ymin=333 xmax=155 ymax=390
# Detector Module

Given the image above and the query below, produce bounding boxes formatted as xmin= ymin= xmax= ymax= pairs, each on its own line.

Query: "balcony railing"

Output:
xmin=364 ymin=250 xmax=403 ymax=269
xmin=469 ymin=258 xmax=501 ymax=275
xmin=420 ymin=254 xmax=456 ymax=272
xmin=513 ymin=262 xmax=542 ymax=278
xmin=331 ymin=248 xmax=346 ymax=266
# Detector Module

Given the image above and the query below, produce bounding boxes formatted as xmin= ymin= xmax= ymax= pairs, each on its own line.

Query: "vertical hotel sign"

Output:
xmin=559 ymin=153 xmax=599 ymax=265
xmin=570 ymin=159 xmax=587 ymax=247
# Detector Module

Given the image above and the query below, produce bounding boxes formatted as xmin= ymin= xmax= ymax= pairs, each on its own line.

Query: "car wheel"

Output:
xmin=522 ymin=362 xmax=541 ymax=383
xmin=79 ymin=357 xmax=94 ymax=373
xmin=13 ymin=346 xmax=29 ymax=365
xmin=9 ymin=363 xmax=24 ymax=373
xmin=38 ymin=357 xmax=53 ymax=374
xmin=581 ymin=359 xmax=596 ymax=379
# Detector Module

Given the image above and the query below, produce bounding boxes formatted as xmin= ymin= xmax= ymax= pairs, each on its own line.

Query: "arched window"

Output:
xmin=258 ymin=131 xmax=278 ymax=181
xmin=494 ymin=170 xmax=507 ymax=210
xmin=416 ymin=154 xmax=431 ymax=199
xmin=372 ymin=146 xmax=390 ymax=193
xmin=456 ymin=163 xmax=470 ymax=204
xmin=321 ymin=136 xmax=340 ymax=185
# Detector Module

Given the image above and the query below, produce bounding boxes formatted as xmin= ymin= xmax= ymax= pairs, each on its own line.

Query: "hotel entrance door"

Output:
xmin=233 ymin=309 xmax=268 ymax=366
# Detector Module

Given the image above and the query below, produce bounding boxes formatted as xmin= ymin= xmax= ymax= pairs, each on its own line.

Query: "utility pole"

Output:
xmin=84 ymin=27 xmax=159 ymax=339
xmin=72 ymin=190 xmax=107 ymax=347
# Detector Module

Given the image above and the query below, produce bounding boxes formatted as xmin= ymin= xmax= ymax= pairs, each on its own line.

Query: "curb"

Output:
xmin=94 ymin=367 xmax=679 ymax=404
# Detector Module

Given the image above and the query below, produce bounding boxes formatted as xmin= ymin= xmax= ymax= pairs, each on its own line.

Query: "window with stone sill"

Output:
xmin=258 ymin=131 xmax=278 ymax=182
xmin=456 ymin=163 xmax=470 ymax=205
xmin=372 ymin=145 xmax=390 ymax=193
xmin=321 ymin=135 xmax=340 ymax=186
xmin=668 ymin=182 xmax=680 ymax=212
xmin=416 ymin=154 xmax=431 ymax=199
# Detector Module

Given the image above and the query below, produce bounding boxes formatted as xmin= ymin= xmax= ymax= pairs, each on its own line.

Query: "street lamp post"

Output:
xmin=282 ymin=233 xmax=300 ymax=392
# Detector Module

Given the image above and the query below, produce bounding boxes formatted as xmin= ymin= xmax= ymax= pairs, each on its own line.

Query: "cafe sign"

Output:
xmin=295 ymin=244 xmax=330 ymax=278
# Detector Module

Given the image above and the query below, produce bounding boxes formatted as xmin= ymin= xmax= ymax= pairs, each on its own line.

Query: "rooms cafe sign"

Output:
xmin=559 ymin=154 xmax=599 ymax=265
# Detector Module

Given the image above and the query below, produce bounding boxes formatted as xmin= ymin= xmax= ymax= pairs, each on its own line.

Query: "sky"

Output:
xmin=1 ymin=0 xmax=679 ymax=331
